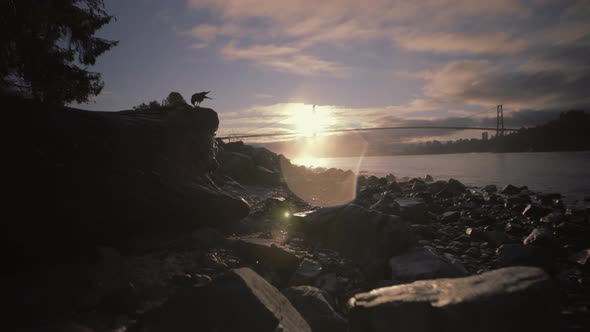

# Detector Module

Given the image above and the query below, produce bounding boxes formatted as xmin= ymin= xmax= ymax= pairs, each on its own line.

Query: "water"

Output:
xmin=293 ymin=151 xmax=590 ymax=207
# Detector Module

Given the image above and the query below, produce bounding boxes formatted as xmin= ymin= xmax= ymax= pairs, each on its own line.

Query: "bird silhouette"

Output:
xmin=191 ymin=91 xmax=212 ymax=106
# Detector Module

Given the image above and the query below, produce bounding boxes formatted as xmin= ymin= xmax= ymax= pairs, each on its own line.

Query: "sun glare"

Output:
xmin=290 ymin=104 xmax=330 ymax=137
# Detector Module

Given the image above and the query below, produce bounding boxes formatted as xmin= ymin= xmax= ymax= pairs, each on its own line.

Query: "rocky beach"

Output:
xmin=5 ymin=101 xmax=590 ymax=332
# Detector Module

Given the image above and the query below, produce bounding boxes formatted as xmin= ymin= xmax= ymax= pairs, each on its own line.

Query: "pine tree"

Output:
xmin=0 ymin=0 xmax=118 ymax=104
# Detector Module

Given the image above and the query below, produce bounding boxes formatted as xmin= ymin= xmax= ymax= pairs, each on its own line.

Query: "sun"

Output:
xmin=291 ymin=104 xmax=330 ymax=137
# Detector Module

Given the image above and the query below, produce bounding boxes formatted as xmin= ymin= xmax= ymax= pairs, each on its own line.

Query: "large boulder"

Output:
xmin=233 ymin=237 xmax=301 ymax=286
xmin=302 ymin=204 xmax=415 ymax=266
xmin=348 ymin=267 xmax=558 ymax=332
xmin=500 ymin=184 xmax=522 ymax=195
xmin=496 ymin=244 xmax=547 ymax=267
xmin=395 ymin=198 xmax=429 ymax=224
xmin=369 ymin=194 xmax=401 ymax=215
xmin=5 ymin=102 xmax=247 ymax=261
xmin=141 ymin=268 xmax=311 ymax=332
xmin=522 ymin=204 xmax=553 ymax=219
xmin=283 ymin=286 xmax=348 ymax=332
xmin=388 ymin=248 xmax=467 ymax=281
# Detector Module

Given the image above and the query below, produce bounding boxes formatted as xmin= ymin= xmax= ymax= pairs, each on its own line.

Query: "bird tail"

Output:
xmin=205 ymin=96 xmax=212 ymax=99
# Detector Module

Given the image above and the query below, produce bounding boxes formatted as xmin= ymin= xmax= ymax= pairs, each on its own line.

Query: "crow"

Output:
xmin=191 ymin=91 xmax=212 ymax=106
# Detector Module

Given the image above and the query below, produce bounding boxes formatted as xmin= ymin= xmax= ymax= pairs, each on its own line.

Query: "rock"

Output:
xmin=496 ymin=244 xmax=546 ymax=267
xmin=411 ymin=181 xmax=428 ymax=192
xmin=283 ymin=286 xmax=348 ymax=332
xmin=569 ymin=249 xmax=590 ymax=268
xmin=369 ymin=195 xmax=401 ymax=215
xmin=424 ymin=174 xmax=434 ymax=182
xmin=500 ymin=184 xmax=521 ymax=195
xmin=395 ymin=198 xmax=429 ymax=224
xmin=466 ymin=228 xmax=511 ymax=247
xmin=189 ymin=227 xmax=227 ymax=249
xmin=234 ymin=237 xmax=301 ymax=285
xmin=348 ymin=267 xmax=558 ymax=332
xmin=388 ymin=247 xmax=467 ymax=281
xmin=441 ymin=211 xmax=460 ymax=223
xmin=523 ymin=228 xmax=556 ymax=248
xmin=387 ymin=181 xmax=402 ymax=193
xmin=446 ymin=178 xmax=467 ymax=194
xmin=540 ymin=211 xmax=564 ymax=224
xmin=302 ymin=204 xmax=415 ymax=266
xmin=141 ymin=268 xmax=311 ymax=331
xmin=482 ymin=184 xmax=498 ymax=193
xmin=201 ymin=252 xmax=228 ymax=270
xmin=290 ymin=258 xmax=323 ymax=285
xmin=522 ymin=204 xmax=553 ymax=219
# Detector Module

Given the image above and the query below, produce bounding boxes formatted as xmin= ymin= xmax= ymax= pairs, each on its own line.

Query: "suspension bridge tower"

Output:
xmin=496 ymin=105 xmax=504 ymax=137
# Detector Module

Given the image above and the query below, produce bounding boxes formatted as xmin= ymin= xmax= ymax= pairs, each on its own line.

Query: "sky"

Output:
xmin=85 ymin=0 xmax=590 ymax=151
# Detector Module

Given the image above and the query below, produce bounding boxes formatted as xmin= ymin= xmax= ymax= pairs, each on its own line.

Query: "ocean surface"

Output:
xmin=292 ymin=151 xmax=590 ymax=207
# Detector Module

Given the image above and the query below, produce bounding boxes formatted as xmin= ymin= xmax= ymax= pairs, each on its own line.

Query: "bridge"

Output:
xmin=218 ymin=105 xmax=517 ymax=141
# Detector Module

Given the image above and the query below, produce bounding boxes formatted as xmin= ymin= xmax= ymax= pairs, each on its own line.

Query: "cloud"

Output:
xmin=221 ymin=42 xmax=350 ymax=76
xmin=426 ymin=62 xmax=590 ymax=109
xmin=392 ymin=30 xmax=529 ymax=54
xmin=189 ymin=24 xmax=219 ymax=42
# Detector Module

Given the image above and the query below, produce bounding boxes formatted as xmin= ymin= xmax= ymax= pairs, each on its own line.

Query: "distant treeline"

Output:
xmin=399 ymin=110 xmax=590 ymax=155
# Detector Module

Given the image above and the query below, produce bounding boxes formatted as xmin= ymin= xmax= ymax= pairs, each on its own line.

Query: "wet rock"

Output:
xmin=189 ymin=227 xmax=227 ymax=249
xmin=522 ymin=204 xmax=553 ymax=219
xmin=388 ymin=247 xmax=467 ymax=281
xmin=141 ymin=268 xmax=311 ymax=332
xmin=290 ymin=258 xmax=323 ymax=285
xmin=540 ymin=211 xmax=564 ymax=224
xmin=482 ymin=184 xmax=498 ymax=193
xmin=302 ymin=204 xmax=415 ymax=266
xmin=369 ymin=195 xmax=401 ymax=215
xmin=234 ymin=238 xmax=301 ymax=285
xmin=496 ymin=244 xmax=546 ymax=267
xmin=411 ymin=181 xmax=428 ymax=193
xmin=441 ymin=211 xmax=460 ymax=223
xmin=523 ymin=228 xmax=557 ymax=248
xmin=283 ymin=286 xmax=348 ymax=332
xmin=501 ymin=184 xmax=522 ymax=195
xmin=395 ymin=198 xmax=429 ymax=224
xmin=569 ymin=249 xmax=590 ymax=268
xmin=201 ymin=253 xmax=228 ymax=271
xmin=424 ymin=174 xmax=434 ymax=182
xmin=348 ymin=267 xmax=558 ymax=332
xmin=387 ymin=181 xmax=402 ymax=193
xmin=466 ymin=228 xmax=511 ymax=247
xmin=446 ymin=178 xmax=467 ymax=194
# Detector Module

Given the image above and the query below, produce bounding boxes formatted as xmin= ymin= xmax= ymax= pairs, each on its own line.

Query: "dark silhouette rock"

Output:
xmin=569 ymin=249 xmax=590 ymax=269
xmin=387 ymin=181 xmax=403 ymax=193
xmin=348 ymin=267 xmax=558 ymax=332
xmin=441 ymin=211 xmax=460 ymax=223
xmin=283 ymin=286 xmax=348 ymax=332
xmin=5 ymin=101 xmax=246 ymax=262
xmin=389 ymin=247 xmax=467 ymax=281
xmin=395 ymin=198 xmax=429 ymax=224
xmin=233 ymin=237 xmax=301 ymax=286
xmin=482 ymin=184 xmax=498 ymax=193
xmin=501 ymin=184 xmax=521 ymax=195
xmin=370 ymin=194 xmax=401 ymax=215
xmin=522 ymin=204 xmax=553 ymax=219
xmin=447 ymin=178 xmax=467 ymax=193
xmin=302 ymin=204 xmax=415 ymax=267
xmin=523 ymin=228 xmax=557 ymax=248
xmin=290 ymin=258 xmax=323 ymax=285
xmin=141 ymin=268 xmax=311 ymax=332
xmin=496 ymin=244 xmax=546 ymax=267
